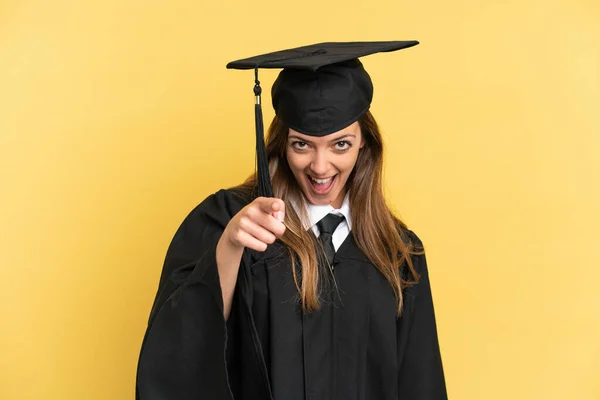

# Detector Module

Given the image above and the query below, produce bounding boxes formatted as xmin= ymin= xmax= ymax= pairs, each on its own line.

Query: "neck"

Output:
xmin=330 ymin=188 xmax=346 ymax=209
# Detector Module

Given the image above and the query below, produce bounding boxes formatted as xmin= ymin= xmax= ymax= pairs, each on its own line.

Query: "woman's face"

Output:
xmin=286 ymin=121 xmax=365 ymax=208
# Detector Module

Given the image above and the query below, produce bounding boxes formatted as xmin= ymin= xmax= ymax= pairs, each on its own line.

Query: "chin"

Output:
xmin=303 ymin=189 xmax=341 ymax=206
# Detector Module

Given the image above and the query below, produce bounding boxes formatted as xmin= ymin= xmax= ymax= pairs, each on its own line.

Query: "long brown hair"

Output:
xmin=233 ymin=110 xmax=421 ymax=315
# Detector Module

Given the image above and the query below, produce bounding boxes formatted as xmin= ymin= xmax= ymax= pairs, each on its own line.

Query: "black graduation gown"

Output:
xmin=136 ymin=189 xmax=447 ymax=400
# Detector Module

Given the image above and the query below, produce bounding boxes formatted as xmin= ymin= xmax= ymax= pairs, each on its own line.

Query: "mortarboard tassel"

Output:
xmin=254 ymin=67 xmax=274 ymax=198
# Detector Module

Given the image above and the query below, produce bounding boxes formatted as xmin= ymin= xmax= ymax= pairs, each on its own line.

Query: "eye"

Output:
xmin=291 ymin=141 xmax=309 ymax=150
xmin=335 ymin=140 xmax=352 ymax=151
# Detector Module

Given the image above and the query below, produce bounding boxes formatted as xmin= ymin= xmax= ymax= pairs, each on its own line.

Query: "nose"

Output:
xmin=309 ymin=150 xmax=330 ymax=176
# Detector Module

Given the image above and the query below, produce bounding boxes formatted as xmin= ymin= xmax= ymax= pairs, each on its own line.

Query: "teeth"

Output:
xmin=310 ymin=176 xmax=333 ymax=184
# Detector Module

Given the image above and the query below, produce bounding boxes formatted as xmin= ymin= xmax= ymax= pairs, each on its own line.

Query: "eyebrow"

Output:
xmin=288 ymin=133 xmax=356 ymax=143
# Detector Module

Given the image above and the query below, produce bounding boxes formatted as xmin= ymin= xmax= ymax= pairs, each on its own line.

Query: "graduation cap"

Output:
xmin=226 ymin=41 xmax=419 ymax=198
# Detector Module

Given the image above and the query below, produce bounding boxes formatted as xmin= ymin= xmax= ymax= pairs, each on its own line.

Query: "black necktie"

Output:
xmin=316 ymin=213 xmax=345 ymax=267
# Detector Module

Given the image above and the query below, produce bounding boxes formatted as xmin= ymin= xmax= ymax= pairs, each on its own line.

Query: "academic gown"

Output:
xmin=136 ymin=189 xmax=447 ymax=400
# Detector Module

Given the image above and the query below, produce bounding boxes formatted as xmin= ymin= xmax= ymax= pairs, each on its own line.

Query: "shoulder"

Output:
xmin=397 ymin=224 xmax=425 ymax=255
xmin=402 ymin=227 xmax=424 ymax=248
xmin=397 ymin=226 xmax=428 ymax=283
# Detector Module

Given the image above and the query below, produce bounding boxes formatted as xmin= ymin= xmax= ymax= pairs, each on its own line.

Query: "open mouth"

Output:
xmin=307 ymin=174 xmax=337 ymax=195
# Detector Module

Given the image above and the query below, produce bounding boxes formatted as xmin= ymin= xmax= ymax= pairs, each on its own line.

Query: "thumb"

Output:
xmin=272 ymin=210 xmax=285 ymax=222
xmin=271 ymin=200 xmax=285 ymax=222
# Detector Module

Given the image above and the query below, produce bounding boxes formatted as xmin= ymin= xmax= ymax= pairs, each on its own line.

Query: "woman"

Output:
xmin=136 ymin=42 xmax=447 ymax=400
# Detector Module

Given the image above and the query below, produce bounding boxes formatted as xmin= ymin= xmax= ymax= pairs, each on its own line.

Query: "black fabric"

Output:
xmin=136 ymin=189 xmax=447 ymax=400
xmin=316 ymin=213 xmax=345 ymax=266
xmin=270 ymin=59 xmax=372 ymax=137
xmin=226 ymin=41 xmax=419 ymax=71
xmin=227 ymin=41 xmax=418 ymax=137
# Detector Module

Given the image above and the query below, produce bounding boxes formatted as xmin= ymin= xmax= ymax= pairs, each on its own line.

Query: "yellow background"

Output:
xmin=1 ymin=0 xmax=599 ymax=399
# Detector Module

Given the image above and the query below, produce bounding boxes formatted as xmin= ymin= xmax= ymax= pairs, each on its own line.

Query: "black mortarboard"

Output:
xmin=226 ymin=41 xmax=419 ymax=198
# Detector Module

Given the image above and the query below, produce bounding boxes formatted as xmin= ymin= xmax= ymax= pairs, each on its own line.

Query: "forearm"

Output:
xmin=216 ymin=235 xmax=244 ymax=319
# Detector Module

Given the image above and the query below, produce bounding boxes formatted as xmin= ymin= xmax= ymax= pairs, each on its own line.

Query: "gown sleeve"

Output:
xmin=136 ymin=189 xmax=246 ymax=400
xmin=397 ymin=232 xmax=448 ymax=399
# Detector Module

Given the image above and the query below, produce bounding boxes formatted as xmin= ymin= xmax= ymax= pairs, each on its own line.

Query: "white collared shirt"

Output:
xmin=292 ymin=192 xmax=352 ymax=251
